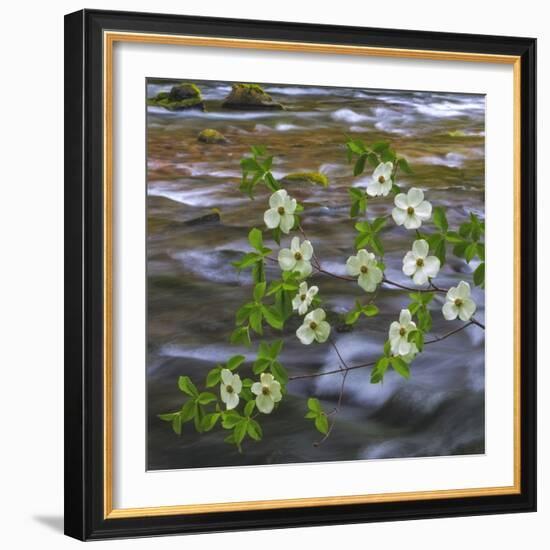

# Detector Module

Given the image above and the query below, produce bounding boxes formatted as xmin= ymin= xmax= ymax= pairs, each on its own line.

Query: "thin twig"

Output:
xmin=289 ymin=320 xmax=478 ymax=381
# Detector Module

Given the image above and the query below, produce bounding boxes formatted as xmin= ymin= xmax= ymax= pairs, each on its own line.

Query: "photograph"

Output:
xmin=146 ymin=78 xmax=487 ymax=471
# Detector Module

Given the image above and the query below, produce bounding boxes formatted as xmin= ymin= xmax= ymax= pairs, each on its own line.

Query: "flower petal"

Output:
xmin=403 ymin=213 xmax=421 ymax=230
xmin=394 ymin=193 xmax=409 ymax=209
xmin=226 ymin=393 xmax=239 ymax=410
xmin=380 ymin=180 xmax=393 ymax=196
xmin=412 ymin=239 xmax=429 ymax=258
xmin=269 ymin=189 xmax=286 ymax=209
xmin=402 ymin=252 xmax=417 ymax=275
xmin=399 ymin=309 xmax=412 ymax=324
xmin=295 ymin=259 xmax=312 ymax=279
xmin=315 ymin=321 xmax=331 ymax=343
xmin=290 ymin=236 xmax=300 ymax=253
xmin=300 ymin=240 xmax=314 ymax=260
xmin=311 ymin=308 xmax=326 ymax=322
xmin=221 ymin=368 xmax=233 ymax=385
xmin=358 ymin=273 xmax=375 ymax=292
xmin=298 ymin=302 xmax=308 ymax=315
xmin=260 ymin=373 xmax=275 ymax=385
xmin=251 ymin=382 xmax=262 ymax=396
xmin=456 ymin=280 xmax=471 ymax=299
xmin=264 ymin=208 xmax=280 ymax=229
xmin=392 ymin=207 xmax=407 ymax=226
xmin=415 ymin=200 xmax=432 ymax=219
xmin=423 ymin=256 xmax=441 ymax=278
xmin=412 ymin=268 xmax=428 ymax=285
xmin=232 ymin=376 xmax=242 ymax=393
xmin=307 ymin=285 xmax=319 ymax=298
xmin=278 ymin=248 xmax=296 ymax=271
xmin=407 ymin=187 xmax=424 ymax=207
xmin=346 ymin=255 xmax=361 ymax=276
xmin=389 ymin=322 xmax=401 ymax=339
xmin=398 ymin=338 xmax=412 ymax=356
xmin=256 ymin=394 xmax=274 ymax=414
xmin=459 ymin=298 xmax=476 ymax=321
xmin=442 ymin=302 xmax=458 ymax=320
xmin=283 ymin=196 xmax=297 ymax=214
xmin=366 ymin=180 xmax=382 ymax=197
xmin=296 ymin=324 xmax=315 ymax=345
xmin=280 ymin=213 xmax=295 ymax=234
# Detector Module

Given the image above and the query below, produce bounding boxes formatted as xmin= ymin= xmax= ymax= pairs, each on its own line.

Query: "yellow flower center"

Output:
xmin=407 ymin=206 xmax=415 ymax=215
xmin=416 ymin=258 xmax=424 ymax=267
xmin=360 ymin=265 xmax=368 ymax=274
xmin=455 ymin=298 xmax=463 ymax=307
xmin=278 ymin=206 xmax=285 ymax=215
xmin=261 ymin=386 xmax=270 ymax=396
xmin=226 ymin=385 xmax=234 ymax=394
xmin=300 ymin=294 xmax=306 ymax=301
xmin=309 ymin=321 xmax=318 ymax=330
xmin=294 ymin=252 xmax=303 ymax=260
xmin=399 ymin=327 xmax=406 ymax=336
xmin=378 ymin=175 xmax=386 ymax=184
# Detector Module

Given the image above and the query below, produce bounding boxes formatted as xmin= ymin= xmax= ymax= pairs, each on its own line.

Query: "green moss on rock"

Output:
xmin=222 ymin=83 xmax=284 ymax=111
xmin=282 ymin=172 xmax=329 ymax=187
xmin=197 ymin=128 xmax=227 ymax=144
xmin=148 ymin=83 xmax=204 ymax=111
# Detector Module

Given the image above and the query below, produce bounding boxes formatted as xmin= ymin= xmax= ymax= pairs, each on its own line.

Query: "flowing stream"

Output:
xmin=146 ymin=80 xmax=485 ymax=470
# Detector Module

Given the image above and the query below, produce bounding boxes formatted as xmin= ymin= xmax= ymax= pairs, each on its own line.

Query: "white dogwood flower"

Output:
xmin=392 ymin=188 xmax=432 ymax=230
xmin=292 ymin=281 xmax=319 ymax=315
xmin=264 ymin=189 xmax=297 ymax=234
xmin=388 ymin=309 xmax=417 ymax=356
xmin=278 ymin=236 xmax=313 ymax=278
xmin=346 ymin=249 xmax=383 ymax=292
xmin=367 ymin=161 xmax=393 ymax=197
xmin=220 ymin=369 xmax=242 ymax=410
xmin=402 ymin=239 xmax=441 ymax=285
xmin=442 ymin=281 xmax=477 ymax=321
xmin=296 ymin=308 xmax=331 ymax=345
xmin=251 ymin=373 xmax=282 ymax=414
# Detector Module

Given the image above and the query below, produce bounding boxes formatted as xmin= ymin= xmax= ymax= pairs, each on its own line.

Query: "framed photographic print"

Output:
xmin=64 ymin=9 xmax=537 ymax=540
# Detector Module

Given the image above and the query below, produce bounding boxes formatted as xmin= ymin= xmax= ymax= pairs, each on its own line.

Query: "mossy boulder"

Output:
xmin=281 ymin=172 xmax=329 ymax=187
xmin=221 ymin=83 xmax=284 ymax=111
xmin=148 ymin=83 xmax=204 ymax=111
xmin=197 ymin=129 xmax=227 ymax=144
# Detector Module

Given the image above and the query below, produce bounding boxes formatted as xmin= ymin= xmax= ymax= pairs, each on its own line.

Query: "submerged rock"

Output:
xmin=184 ymin=209 xmax=221 ymax=226
xmin=222 ymin=83 xmax=284 ymax=111
xmin=148 ymin=83 xmax=205 ymax=111
xmin=197 ymin=129 xmax=228 ymax=144
xmin=282 ymin=172 xmax=329 ymax=187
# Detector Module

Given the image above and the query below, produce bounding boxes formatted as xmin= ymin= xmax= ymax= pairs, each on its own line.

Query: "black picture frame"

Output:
xmin=64 ymin=8 xmax=537 ymax=541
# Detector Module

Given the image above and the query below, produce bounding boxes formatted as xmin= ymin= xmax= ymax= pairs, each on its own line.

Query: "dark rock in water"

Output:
xmin=282 ymin=172 xmax=329 ymax=187
xmin=184 ymin=209 xmax=221 ymax=226
xmin=197 ymin=128 xmax=228 ymax=144
xmin=222 ymin=83 xmax=284 ymax=111
xmin=148 ymin=83 xmax=205 ymax=111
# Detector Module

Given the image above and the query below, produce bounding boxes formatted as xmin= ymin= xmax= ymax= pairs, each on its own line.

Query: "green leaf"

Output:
xmin=261 ymin=305 xmax=283 ymax=330
xmin=383 ymin=340 xmax=392 ymax=357
xmin=269 ymin=340 xmax=284 ymax=358
xmin=345 ymin=309 xmax=361 ymax=325
xmin=253 ymin=357 xmax=271 ymax=374
xmin=158 ymin=412 xmax=177 ymax=422
xmin=353 ymin=154 xmax=367 ymax=176
xmin=193 ymin=404 xmax=204 ymax=432
xmin=227 ymin=355 xmax=246 ymax=371
xmin=249 ymin=307 xmax=263 ymax=334
xmin=250 ymin=145 xmax=267 ymax=157
xmin=355 ymin=232 xmax=371 ymax=250
xmin=251 ymin=260 xmax=265 ymax=284
xmin=222 ymin=410 xmax=241 ymax=429
xmin=433 ymin=206 xmax=448 ymax=233
xmin=253 ymin=281 xmax=266 ymax=302
xmin=464 ymin=242 xmax=478 ymax=263
xmin=172 ymin=414 xmax=182 ymax=435
xmin=234 ymin=420 xmax=248 ymax=445
xmin=206 ymin=367 xmax=221 ymax=387
xmin=314 ymin=414 xmax=329 ymax=435
xmin=381 ymin=148 xmax=396 ymax=163
xmin=348 ymin=187 xmax=363 ymax=200
xmin=247 ymin=419 xmax=263 ymax=441
xmin=362 ymin=304 xmax=379 ymax=317
xmin=445 ymin=231 xmax=465 ymax=244
xmin=230 ymin=326 xmax=251 ymax=347
xmin=371 ymin=217 xmax=387 ymax=233
xmin=307 ymin=398 xmax=322 ymax=413
xmin=397 ymin=157 xmax=413 ymax=174
xmin=346 ymin=139 xmax=366 ymax=155
xmin=232 ymin=252 xmax=261 ymax=270
xmin=434 ymin=237 xmax=446 ymax=266
xmin=248 ymin=228 xmax=263 ymax=251
xmin=178 ymin=376 xmax=199 ymax=397
xmin=474 ymin=262 xmax=485 ymax=287
xmin=270 ymin=361 xmax=288 ymax=384
xmin=367 ymin=152 xmax=379 ymax=168
xmin=391 ymin=356 xmax=411 ymax=378
xmin=197 ymin=392 xmax=217 ymax=405
xmin=305 ymin=411 xmax=317 ymax=419
xmin=371 ymin=356 xmax=389 ymax=384
xmin=201 ymin=413 xmax=220 ymax=432
xmin=180 ymin=400 xmax=196 ymax=423
xmin=241 ymin=157 xmax=262 ymax=171
xmin=371 ymin=141 xmax=390 ymax=153
xmin=244 ymin=400 xmax=256 ymax=417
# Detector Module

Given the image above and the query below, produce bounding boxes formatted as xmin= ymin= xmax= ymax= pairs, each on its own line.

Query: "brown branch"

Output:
xmin=289 ymin=320 xmax=478 ymax=382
